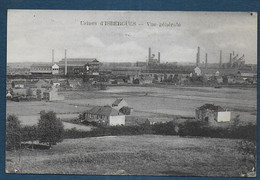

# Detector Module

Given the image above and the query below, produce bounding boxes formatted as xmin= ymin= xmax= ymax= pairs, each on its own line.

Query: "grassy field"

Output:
xmin=6 ymin=135 xmax=252 ymax=177
xmin=6 ymin=86 xmax=257 ymax=126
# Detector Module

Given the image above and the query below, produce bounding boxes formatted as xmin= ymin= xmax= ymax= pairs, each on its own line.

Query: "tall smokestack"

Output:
xmin=52 ymin=49 xmax=54 ymax=65
xmin=196 ymin=46 xmax=200 ymax=66
xmin=158 ymin=52 xmax=160 ymax=63
xmin=219 ymin=50 xmax=222 ymax=68
xmin=205 ymin=53 xmax=208 ymax=69
xmin=229 ymin=53 xmax=232 ymax=67
xmin=65 ymin=49 xmax=67 ymax=75
xmin=148 ymin=47 xmax=151 ymax=64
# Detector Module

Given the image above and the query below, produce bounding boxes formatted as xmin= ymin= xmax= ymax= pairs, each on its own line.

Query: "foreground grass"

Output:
xmin=6 ymin=135 xmax=252 ymax=177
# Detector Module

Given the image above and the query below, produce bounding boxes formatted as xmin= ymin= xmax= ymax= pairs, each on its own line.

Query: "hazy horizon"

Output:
xmin=7 ymin=10 xmax=257 ymax=64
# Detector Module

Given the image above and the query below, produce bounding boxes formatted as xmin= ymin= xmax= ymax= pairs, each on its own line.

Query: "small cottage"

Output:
xmin=83 ymin=106 xmax=125 ymax=126
xmin=195 ymin=104 xmax=231 ymax=123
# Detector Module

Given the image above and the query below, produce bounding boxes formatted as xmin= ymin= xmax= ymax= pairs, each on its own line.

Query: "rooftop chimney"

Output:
xmin=65 ymin=49 xmax=67 ymax=75
xmin=158 ymin=52 xmax=160 ymax=63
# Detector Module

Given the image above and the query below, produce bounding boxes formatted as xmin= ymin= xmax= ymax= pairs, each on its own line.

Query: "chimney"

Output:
xmin=219 ymin=50 xmax=222 ymax=68
xmin=205 ymin=53 xmax=208 ymax=69
xmin=52 ymin=49 xmax=54 ymax=65
xmin=229 ymin=53 xmax=232 ymax=67
xmin=196 ymin=46 xmax=200 ymax=66
xmin=65 ymin=49 xmax=67 ymax=75
xmin=158 ymin=52 xmax=160 ymax=63
xmin=148 ymin=47 xmax=151 ymax=65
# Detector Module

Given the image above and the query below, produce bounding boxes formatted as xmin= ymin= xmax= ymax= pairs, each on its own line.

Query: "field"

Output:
xmin=6 ymin=85 xmax=257 ymax=176
xmin=6 ymin=85 xmax=257 ymax=126
xmin=6 ymin=135 xmax=251 ymax=177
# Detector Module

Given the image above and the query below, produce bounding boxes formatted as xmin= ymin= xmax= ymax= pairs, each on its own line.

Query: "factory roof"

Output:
xmin=58 ymin=58 xmax=99 ymax=65
xmin=31 ymin=63 xmax=53 ymax=67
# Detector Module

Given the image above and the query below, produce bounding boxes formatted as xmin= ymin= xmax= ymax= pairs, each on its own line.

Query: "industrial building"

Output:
xmin=58 ymin=58 xmax=100 ymax=75
xmin=30 ymin=49 xmax=100 ymax=76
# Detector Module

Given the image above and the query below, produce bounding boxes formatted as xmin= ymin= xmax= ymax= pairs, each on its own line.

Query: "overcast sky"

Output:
xmin=7 ymin=10 xmax=257 ymax=64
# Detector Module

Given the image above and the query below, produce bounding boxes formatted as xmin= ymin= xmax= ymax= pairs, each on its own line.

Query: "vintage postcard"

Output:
xmin=6 ymin=10 xmax=257 ymax=177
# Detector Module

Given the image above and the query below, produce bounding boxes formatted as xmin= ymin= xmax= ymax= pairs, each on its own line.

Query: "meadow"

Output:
xmin=6 ymin=135 xmax=251 ymax=177
xmin=5 ymin=85 xmax=257 ymax=176
xmin=6 ymin=85 xmax=256 ymax=126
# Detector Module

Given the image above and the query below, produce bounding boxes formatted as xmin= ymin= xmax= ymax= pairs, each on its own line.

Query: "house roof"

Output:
xmin=36 ymin=79 xmax=52 ymax=87
xmin=112 ymin=98 xmax=124 ymax=106
xmin=86 ymin=106 xmax=122 ymax=116
xmin=197 ymin=104 xmax=225 ymax=112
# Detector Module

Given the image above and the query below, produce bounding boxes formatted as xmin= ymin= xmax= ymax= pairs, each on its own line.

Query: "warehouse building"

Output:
xmin=58 ymin=58 xmax=100 ymax=75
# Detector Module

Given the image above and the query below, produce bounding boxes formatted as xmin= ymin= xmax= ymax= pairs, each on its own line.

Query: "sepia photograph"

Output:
xmin=5 ymin=10 xmax=257 ymax=177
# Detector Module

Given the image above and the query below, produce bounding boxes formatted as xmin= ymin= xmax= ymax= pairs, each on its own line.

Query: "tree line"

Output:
xmin=6 ymin=111 xmax=64 ymax=150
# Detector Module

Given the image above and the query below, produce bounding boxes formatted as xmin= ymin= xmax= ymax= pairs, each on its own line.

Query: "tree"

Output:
xmin=6 ymin=115 xmax=22 ymax=150
xmin=21 ymin=125 xmax=38 ymax=150
xmin=119 ymin=106 xmax=131 ymax=115
xmin=38 ymin=111 xmax=64 ymax=148
xmin=36 ymin=89 xmax=41 ymax=100
xmin=26 ymin=88 xmax=33 ymax=97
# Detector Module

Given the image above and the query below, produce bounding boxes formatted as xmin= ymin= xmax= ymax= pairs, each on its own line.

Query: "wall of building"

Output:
xmin=217 ymin=111 xmax=231 ymax=122
xmin=109 ymin=115 xmax=125 ymax=126
xmin=195 ymin=109 xmax=217 ymax=123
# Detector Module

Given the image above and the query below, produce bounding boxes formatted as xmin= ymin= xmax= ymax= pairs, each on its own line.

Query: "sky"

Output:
xmin=7 ymin=10 xmax=257 ymax=64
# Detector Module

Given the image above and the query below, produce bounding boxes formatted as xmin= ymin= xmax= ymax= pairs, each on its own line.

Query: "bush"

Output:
xmin=6 ymin=115 xmax=21 ymax=150
xmin=63 ymin=125 xmax=152 ymax=139
xmin=179 ymin=120 xmax=210 ymax=137
xmin=152 ymin=121 xmax=178 ymax=135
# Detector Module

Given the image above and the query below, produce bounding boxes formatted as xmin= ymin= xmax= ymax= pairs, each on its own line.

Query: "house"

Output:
xmin=83 ymin=106 xmax=125 ymax=126
xmin=68 ymin=79 xmax=82 ymax=89
xmin=12 ymin=80 xmax=26 ymax=89
xmin=139 ymin=76 xmax=153 ymax=84
xmin=116 ymin=79 xmax=125 ymax=85
xmin=194 ymin=67 xmax=202 ymax=76
xmin=216 ymin=76 xmax=223 ymax=84
xmin=227 ymin=76 xmax=236 ymax=84
xmin=35 ymin=79 xmax=52 ymax=89
xmin=112 ymin=98 xmax=128 ymax=111
xmin=12 ymin=88 xmax=27 ymax=96
xmin=52 ymin=64 xmax=59 ymax=75
xmin=215 ymin=71 xmax=220 ymax=77
xmin=42 ymin=86 xmax=64 ymax=101
xmin=51 ymin=79 xmax=61 ymax=88
xmin=6 ymin=91 xmax=12 ymax=100
xmin=195 ymin=104 xmax=231 ymax=124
